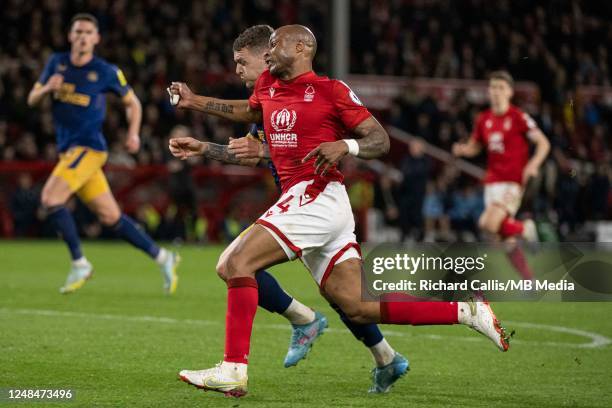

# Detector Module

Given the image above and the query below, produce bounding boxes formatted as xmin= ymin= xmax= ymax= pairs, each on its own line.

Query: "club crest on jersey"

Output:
xmin=504 ymin=118 xmax=512 ymax=131
xmin=485 ymin=119 xmax=493 ymax=129
xmin=304 ymin=84 xmax=315 ymax=102
xmin=269 ymin=87 xmax=275 ymax=98
xmin=57 ymin=64 xmax=67 ymax=72
xmin=87 ymin=71 xmax=98 ymax=82
xmin=271 ymin=109 xmax=297 ymax=132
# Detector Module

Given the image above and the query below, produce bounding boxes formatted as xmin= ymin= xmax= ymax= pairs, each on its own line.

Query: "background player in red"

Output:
xmin=169 ymin=25 xmax=511 ymax=398
xmin=453 ymin=71 xmax=551 ymax=280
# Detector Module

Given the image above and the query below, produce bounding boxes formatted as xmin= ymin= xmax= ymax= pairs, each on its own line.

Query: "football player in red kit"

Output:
xmin=170 ymin=25 xmax=511 ymax=397
xmin=453 ymin=71 xmax=551 ymax=279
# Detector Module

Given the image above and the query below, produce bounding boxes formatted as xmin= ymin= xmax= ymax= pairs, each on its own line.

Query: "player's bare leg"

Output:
xmin=179 ymin=224 xmax=289 ymax=397
xmin=217 ymin=231 xmax=328 ymax=367
xmin=85 ymin=191 xmax=180 ymax=294
xmin=479 ymin=204 xmax=535 ymax=280
xmin=41 ymin=175 xmax=93 ymax=294
xmin=321 ymin=258 xmax=511 ymax=351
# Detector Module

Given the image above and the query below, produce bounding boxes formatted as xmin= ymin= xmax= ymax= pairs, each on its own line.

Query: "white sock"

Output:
xmin=457 ymin=301 xmax=472 ymax=325
xmin=369 ymin=338 xmax=395 ymax=367
xmin=220 ymin=361 xmax=248 ymax=378
xmin=155 ymin=248 xmax=168 ymax=265
xmin=282 ymin=299 xmax=316 ymax=325
xmin=72 ymin=257 xmax=88 ymax=267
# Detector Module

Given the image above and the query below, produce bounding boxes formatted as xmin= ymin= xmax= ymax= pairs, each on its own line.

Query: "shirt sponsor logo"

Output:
xmin=304 ymin=84 xmax=315 ymax=102
xmin=271 ymin=109 xmax=297 ymax=132
xmin=270 ymin=109 xmax=298 ymax=148
xmin=55 ymin=82 xmax=90 ymax=107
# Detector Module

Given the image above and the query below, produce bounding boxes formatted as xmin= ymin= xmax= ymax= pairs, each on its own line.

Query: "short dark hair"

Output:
xmin=233 ymin=25 xmax=274 ymax=52
xmin=489 ymin=70 xmax=514 ymax=87
xmin=70 ymin=13 xmax=99 ymax=30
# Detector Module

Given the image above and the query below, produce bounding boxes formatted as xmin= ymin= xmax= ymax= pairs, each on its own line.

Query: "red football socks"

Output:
xmin=507 ymin=245 xmax=535 ymax=280
xmin=224 ymin=277 xmax=258 ymax=364
xmin=499 ymin=217 xmax=524 ymax=238
xmin=380 ymin=293 xmax=458 ymax=325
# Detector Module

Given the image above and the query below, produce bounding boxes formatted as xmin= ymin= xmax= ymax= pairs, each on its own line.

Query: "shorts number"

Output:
xmin=276 ymin=195 xmax=294 ymax=213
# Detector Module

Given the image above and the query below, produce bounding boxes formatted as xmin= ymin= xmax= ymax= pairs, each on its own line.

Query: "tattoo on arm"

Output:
xmin=204 ymin=143 xmax=241 ymax=164
xmin=353 ymin=117 xmax=391 ymax=159
xmin=205 ymin=101 xmax=234 ymax=114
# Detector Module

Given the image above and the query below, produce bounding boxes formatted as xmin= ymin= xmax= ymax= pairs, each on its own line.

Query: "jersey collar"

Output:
xmin=275 ymin=70 xmax=317 ymax=86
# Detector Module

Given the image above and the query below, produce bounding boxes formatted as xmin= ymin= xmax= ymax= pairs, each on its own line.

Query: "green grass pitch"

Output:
xmin=1 ymin=241 xmax=611 ymax=407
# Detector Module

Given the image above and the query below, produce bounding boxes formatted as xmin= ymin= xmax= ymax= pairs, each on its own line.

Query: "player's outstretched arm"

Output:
xmin=27 ymin=74 xmax=64 ymax=107
xmin=169 ymin=137 xmax=259 ymax=167
xmin=167 ymin=82 xmax=262 ymax=123
xmin=123 ymin=92 xmax=142 ymax=153
xmin=523 ymin=128 xmax=551 ymax=183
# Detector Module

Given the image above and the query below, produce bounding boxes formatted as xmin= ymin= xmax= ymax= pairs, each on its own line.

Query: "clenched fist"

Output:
xmin=46 ymin=74 xmax=64 ymax=92
xmin=167 ymin=82 xmax=194 ymax=109
xmin=169 ymin=137 xmax=205 ymax=160
xmin=228 ymin=136 xmax=265 ymax=159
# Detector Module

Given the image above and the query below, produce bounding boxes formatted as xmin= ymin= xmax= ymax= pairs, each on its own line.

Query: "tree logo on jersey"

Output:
xmin=503 ymin=118 xmax=512 ymax=131
xmin=269 ymin=87 xmax=275 ymax=98
xmin=271 ymin=109 xmax=297 ymax=132
xmin=304 ymin=84 xmax=315 ymax=102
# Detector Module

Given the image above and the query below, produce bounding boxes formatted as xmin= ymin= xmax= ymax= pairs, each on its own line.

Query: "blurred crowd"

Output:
xmin=0 ymin=0 xmax=610 ymax=241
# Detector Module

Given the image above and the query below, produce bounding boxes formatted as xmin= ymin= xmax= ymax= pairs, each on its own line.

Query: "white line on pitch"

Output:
xmin=0 ymin=307 xmax=610 ymax=349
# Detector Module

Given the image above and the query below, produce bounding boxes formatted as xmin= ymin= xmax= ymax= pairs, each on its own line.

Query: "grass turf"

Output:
xmin=1 ymin=240 xmax=611 ymax=407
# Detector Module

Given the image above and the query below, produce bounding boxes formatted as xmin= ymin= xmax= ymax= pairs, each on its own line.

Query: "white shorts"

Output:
xmin=256 ymin=180 xmax=361 ymax=287
xmin=484 ymin=182 xmax=523 ymax=216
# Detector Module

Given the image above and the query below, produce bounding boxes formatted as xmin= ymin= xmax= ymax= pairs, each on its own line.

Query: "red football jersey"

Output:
xmin=249 ymin=70 xmax=371 ymax=192
xmin=471 ymin=105 xmax=538 ymax=184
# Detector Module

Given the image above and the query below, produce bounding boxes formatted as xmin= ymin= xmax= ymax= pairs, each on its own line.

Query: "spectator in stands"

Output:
xmin=9 ymin=173 xmax=39 ymax=236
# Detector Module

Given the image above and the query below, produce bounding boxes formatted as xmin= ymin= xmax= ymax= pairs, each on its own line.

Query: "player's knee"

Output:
xmin=40 ymin=189 xmax=64 ymax=208
xmin=96 ymin=207 xmax=121 ymax=226
xmin=224 ymin=252 xmax=254 ymax=279
xmin=478 ymin=215 xmax=497 ymax=234
xmin=216 ymin=259 xmax=229 ymax=281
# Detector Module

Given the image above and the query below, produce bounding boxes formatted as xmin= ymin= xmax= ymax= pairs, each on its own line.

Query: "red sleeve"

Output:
xmin=470 ymin=113 xmax=484 ymax=144
xmin=516 ymin=109 xmax=539 ymax=136
xmin=332 ymin=80 xmax=372 ymax=130
xmin=248 ymin=72 xmax=265 ymax=111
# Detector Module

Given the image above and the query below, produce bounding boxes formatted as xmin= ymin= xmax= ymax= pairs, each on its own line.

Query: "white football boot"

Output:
xmin=179 ymin=362 xmax=248 ymax=397
xmin=59 ymin=259 xmax=93 ymax=294
xmin=459 ymin=294 xmax=512 ymax=351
